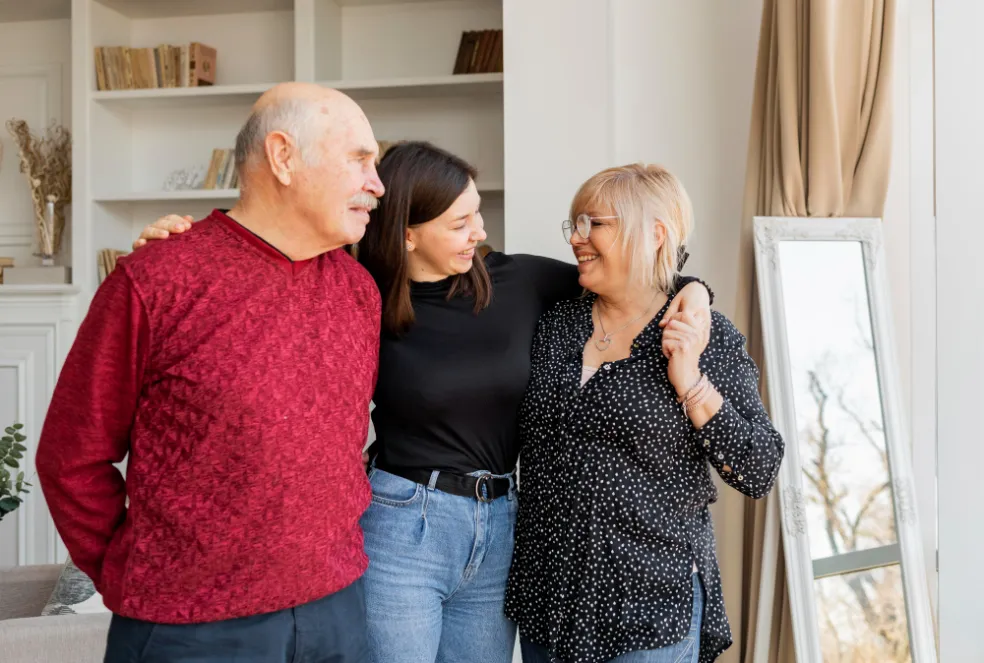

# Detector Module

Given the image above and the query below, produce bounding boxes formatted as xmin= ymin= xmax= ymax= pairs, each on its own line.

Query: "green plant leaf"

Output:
xmin=1 ymin=436 xmax=11 ymax=443
xmin=3 ymin=458 xmax=19 ymax=469
xmin=12 ymin=424 xmax=23 ymax=430
xmin=0 ymin=497 xmax=19 ymax=512
xmin=13 ymin=434 xmax=26 ymax=443
xmin=4 ymin=428 xmax=14 ymax=435
xmin=9 ymin=451 xmax=22 ymax=460
xmin=16 ymin=471 xmax=23 ymax=482
xmin=23 ymin=481 xmax=32 ymax=487
xmin=13 ymin=444 xmax=27 ymax=452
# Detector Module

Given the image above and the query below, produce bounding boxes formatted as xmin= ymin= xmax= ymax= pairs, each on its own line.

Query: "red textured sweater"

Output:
xmin=36 ymin=210 xmax=381 ymax=624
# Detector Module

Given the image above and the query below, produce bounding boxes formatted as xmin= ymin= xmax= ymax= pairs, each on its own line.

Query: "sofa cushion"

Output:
xmin=41 ymin=558 xmax=110 ymax=616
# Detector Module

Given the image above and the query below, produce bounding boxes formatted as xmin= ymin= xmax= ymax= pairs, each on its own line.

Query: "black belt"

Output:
xmin=374 ymin=460 xmax=512 ymax=503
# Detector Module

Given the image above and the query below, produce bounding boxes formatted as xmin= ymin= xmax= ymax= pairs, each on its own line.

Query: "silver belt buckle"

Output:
xmin=474 ymin=473 xmax=494 ymax=502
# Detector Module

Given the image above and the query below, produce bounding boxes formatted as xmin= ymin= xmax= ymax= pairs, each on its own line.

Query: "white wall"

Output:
xmin=0 ymin=18 xmax=73 ymax=570
xmin=934 ymin=2 xmax=984 ymax=660
xmin=0 ymin=19 xmax=72 ymax=268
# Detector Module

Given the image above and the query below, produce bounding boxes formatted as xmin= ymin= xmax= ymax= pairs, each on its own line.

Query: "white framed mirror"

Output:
xmin=753 ymin=217 xmax=936 ymax=663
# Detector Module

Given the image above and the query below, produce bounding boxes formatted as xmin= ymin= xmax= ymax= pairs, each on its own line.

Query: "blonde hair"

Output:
xmin=570 ymin=163 xmax=694 ymax=293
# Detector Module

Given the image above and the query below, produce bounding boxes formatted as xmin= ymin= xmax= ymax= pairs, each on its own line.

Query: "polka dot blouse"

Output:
xmin=504 ymin=295 xmax=785 ymax=663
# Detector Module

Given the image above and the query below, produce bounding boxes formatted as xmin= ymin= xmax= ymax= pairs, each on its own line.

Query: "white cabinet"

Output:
xmin=0 ymin=290 xmax=78 ymax=566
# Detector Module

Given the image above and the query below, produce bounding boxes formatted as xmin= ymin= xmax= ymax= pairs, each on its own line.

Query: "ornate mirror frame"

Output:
xmin=753 ymin=217 xmax=937 ymax=662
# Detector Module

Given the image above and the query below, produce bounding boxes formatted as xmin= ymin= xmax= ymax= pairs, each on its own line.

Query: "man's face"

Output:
xmin=297 ymin=110 xmax=385 ymax=246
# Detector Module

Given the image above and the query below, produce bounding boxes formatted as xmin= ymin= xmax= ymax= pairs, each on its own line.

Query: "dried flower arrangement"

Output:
xmin=5 ymin=119 xmax=72 ymax=262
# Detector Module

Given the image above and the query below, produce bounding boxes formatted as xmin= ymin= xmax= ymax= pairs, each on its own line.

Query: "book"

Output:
xmin=452 ymin=29 xmax=503 ymax=75
xmin=94 ymin=42 xmax=217 ymax=90
xmin=189 ymin=42 xmax=217 ymax=86
xmin=97 ymin=249 xmax=129 ymax=285
xmin=0 ymin=257 xmax=12 ymax=285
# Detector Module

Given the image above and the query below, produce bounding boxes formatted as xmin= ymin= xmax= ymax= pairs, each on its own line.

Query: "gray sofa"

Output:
xmin=0 ymin=564 xmax=110 ymax=663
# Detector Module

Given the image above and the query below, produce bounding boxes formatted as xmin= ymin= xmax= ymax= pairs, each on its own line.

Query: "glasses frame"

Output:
xmin=562 ymin=214 xmax=620 ymax=244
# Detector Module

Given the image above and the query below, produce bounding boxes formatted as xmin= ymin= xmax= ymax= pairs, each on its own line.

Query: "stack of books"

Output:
xmin=202 ymin=149 xmax=239 ymax=190
xmin=94 ymin=43 xmax=217 ymax=91
xmin=453 ymin=29 xmax=503 ymax=74
xmin=98 ymin=249 xmax=129 ymax=285
xmin=0 ymin=257 xmax=13 ymax=285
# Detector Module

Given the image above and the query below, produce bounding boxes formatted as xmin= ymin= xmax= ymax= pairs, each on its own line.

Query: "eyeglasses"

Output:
xmin=561 ymin=214 xmax=619 ymax=243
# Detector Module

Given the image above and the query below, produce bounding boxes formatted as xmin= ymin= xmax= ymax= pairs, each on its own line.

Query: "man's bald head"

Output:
xmin=234 ymin=83 xmax=368 ymax=183
xmin=230 ymin=82 xmax=384 ymax=251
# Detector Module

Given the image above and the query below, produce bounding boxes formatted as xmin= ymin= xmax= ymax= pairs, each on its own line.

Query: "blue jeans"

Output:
xmin=103 ymin=577 xmax=368 ymax=663
xmin=520 ymin=573 xmax=705 ymax=663
xmin=360 ymin=467 xmax=518 ymax=663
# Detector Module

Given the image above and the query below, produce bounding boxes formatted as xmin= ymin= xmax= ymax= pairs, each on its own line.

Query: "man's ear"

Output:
xmin=265 ymin=130 xmax=296 ymax=186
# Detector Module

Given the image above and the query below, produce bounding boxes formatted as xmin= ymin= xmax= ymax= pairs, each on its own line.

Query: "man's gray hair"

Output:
xmin=234 ymin=98 xmax=327 ymax=189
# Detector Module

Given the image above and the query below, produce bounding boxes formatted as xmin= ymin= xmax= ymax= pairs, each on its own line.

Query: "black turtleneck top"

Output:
xmin=368 ymin=252 xmax=707 ymax=476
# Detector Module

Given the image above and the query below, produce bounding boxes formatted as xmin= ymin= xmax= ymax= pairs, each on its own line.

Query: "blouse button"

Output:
xmin=738 ymin=474 xmax=744 ymax=482
xmin=604 ymin=364 xmax=612 ymax=371
xmin=717 ymin=452 xmax=724 ymax=460
xmin=703 ymin=439 xmax=711 ymax=448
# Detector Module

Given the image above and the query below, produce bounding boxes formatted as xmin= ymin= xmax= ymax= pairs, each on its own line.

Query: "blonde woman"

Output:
xmin=505 ymin=164 xmax=784 ymax=663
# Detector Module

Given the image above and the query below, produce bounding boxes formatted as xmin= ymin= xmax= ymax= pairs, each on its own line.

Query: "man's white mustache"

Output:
xmin=348 ymin=193 xmax=380 ymax=210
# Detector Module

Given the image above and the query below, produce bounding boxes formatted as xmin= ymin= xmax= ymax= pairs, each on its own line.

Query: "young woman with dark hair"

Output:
xmin=134 ymin=140 xmax=713 ymax=663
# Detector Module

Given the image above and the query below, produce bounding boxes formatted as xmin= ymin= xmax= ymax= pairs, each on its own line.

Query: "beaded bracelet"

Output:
xmin=684 ymin=382 xmax=712 ymax=416
xmin=678 ymin=373 xmax=707 ymax=403
xmin=677 ymin=374 xmax=705 ymax=404
xmin=681 ymin=374 xmax=712 ymax=416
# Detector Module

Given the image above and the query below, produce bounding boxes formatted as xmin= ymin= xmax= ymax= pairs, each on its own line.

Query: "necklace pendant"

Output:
xmin=595 ymin=335 xmax=612 ymax=352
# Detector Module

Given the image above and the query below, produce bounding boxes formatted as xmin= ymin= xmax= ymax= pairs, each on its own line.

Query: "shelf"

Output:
xmin=319 ymin=73 xmax=503 ymax=101
xmin=95 ymin=189 xmax=240 ymax=203
xmin=91 ymin=83 xmax=275 ymax=109
xmin=0 ymin=0 xmax=69 ymax=23
xmin=94 ymin=0 xmax=291 ymax=19
xmin=91 ymin=74 xmax=503 ymax=109
xmin=335 ymin=0 xmax=499 ymax=6
xmin=0 ymin=284 xmax=80 ymax=297
xmin=96 ymin=182 xmax=502 ymax=204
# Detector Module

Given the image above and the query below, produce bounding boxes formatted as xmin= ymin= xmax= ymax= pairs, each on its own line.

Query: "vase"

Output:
xmin=39 ymin=198 xmax=55 ymax=266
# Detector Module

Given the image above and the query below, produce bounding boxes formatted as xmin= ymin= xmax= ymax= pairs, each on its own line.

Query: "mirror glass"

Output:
xmin=778 ymin=240 xmax=911 ymax=662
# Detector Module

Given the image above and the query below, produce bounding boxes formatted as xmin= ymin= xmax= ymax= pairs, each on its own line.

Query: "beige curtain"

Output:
xmin=718 ymin=1 xmax=897 ymax=662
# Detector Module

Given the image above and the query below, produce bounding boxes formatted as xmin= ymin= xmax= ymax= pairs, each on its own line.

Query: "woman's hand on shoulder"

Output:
xmin=132 ymin=214 xmax=194 ymax=250
xmin=661 ymin=311 xmax=708 ymax=396
xmin=660 ymin=280 xmax=711 ymax=349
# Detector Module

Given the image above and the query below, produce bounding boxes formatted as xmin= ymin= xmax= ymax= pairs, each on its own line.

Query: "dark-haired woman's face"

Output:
xmin=406 ymin=179 xmax=486 ymax=281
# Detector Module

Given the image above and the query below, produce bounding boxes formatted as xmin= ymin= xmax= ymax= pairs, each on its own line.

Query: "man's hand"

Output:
xmin=132 ymin=214 xmax=194 ymax=250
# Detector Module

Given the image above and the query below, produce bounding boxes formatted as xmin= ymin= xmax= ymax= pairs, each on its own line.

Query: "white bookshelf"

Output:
xmin=71 ymin=0 xmax=505 ymax=293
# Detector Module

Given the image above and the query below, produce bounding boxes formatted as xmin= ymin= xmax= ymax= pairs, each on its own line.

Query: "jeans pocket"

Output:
xmin=369 ymin=469 xmax=423 ymax=507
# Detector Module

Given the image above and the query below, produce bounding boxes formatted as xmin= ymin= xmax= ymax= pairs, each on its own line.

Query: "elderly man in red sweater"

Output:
xmin=36 ymin=82 xmax=385 ymax=662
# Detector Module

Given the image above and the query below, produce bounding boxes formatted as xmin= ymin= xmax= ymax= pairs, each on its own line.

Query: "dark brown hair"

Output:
xmin=357 ymin=141 xmax=492 ymax=336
